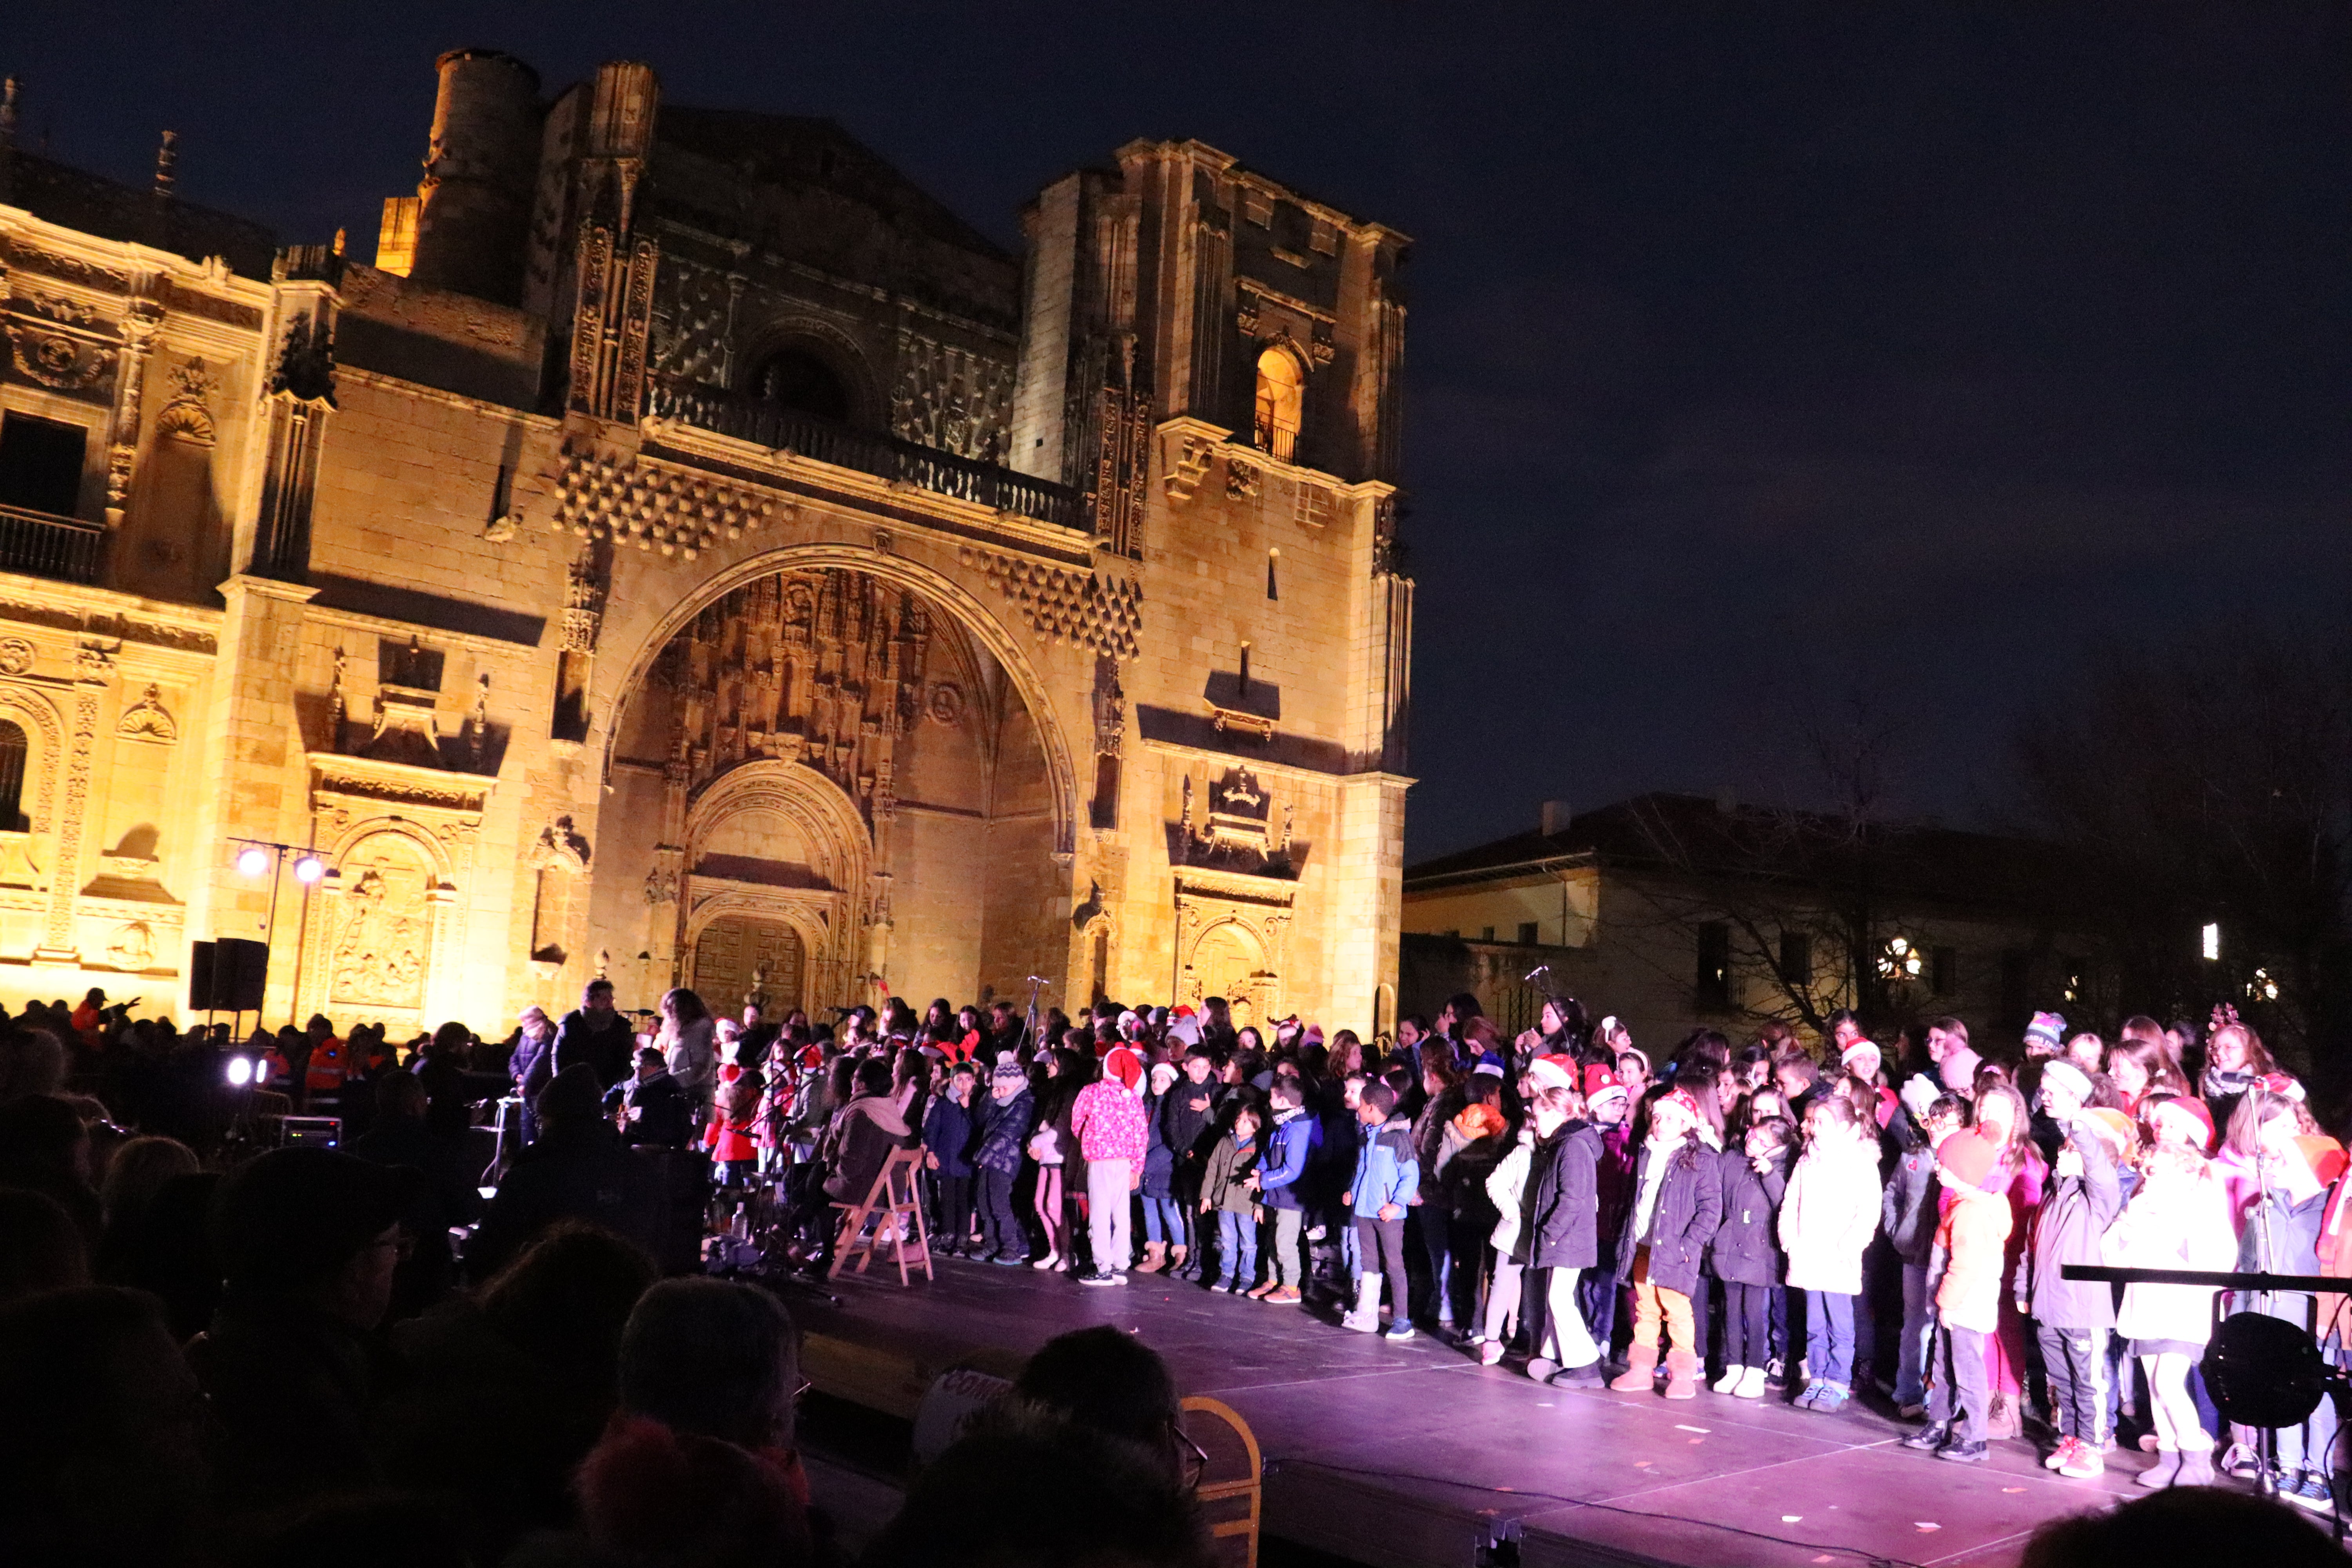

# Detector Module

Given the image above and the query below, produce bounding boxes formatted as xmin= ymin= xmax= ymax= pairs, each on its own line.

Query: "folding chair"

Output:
xmin=828 ymin=1144 xmax=934 ymax=1285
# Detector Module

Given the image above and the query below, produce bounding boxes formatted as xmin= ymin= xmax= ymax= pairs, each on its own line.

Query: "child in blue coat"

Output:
xmin=1341 ymin=1082 xmax=1421 ymax=1341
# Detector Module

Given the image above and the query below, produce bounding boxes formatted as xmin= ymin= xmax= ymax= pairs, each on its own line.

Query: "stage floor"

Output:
xmin=792 ymin=1253 xmax=2154 ymax=1568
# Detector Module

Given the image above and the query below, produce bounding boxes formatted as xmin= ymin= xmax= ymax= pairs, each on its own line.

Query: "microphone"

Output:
xmin=1524 ymin=964 xmax=1552 ymax=985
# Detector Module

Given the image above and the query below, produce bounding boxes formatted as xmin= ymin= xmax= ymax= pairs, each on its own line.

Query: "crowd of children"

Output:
xmin=740 ymin=990 xmax=2352 ymax=1512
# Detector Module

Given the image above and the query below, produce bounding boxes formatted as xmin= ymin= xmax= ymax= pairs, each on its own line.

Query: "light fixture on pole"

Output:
xmin=226 ymin=838 xmax=328 ymax=1027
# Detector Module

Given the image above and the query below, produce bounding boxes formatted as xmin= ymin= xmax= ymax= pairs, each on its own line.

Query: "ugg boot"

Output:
xmin=1343 ymin=1275 xmax=1383 ymax=1333
xmin=1167 ymin=1245 xmax=1191 ymax=1280
xmin=1663 ymin=1349 xmax=1700 ymax=1399
xmin=1986 ymin=1390 xmax=2022 ymax=1439
xmin=1135 ymin=1241 xmax=1167 ymax=1275
xmin=1609 ymin=1342 xmax=1660 ymax=1393
xmin=2173 ymin=1441 xmax=2216 ymax=1487
xmin=1712 ymin=1363 xmax=1746 ymax=1395
xmin=2134 ymin=1449 xmax=2182 ymax=1490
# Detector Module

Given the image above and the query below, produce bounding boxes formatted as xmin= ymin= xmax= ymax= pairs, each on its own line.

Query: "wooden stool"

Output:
xmin=827 ymin=1145 xmax=934 ymax=1285
xmin=1182 ymin=1396 xmax=1263 ymax=1568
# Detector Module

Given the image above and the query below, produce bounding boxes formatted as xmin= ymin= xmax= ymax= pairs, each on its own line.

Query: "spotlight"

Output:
xmin=226 ymin=1055 xmax=253 ymax=1087
xmin=250 ymin=1056 xmax=269 ymax=1085
xmin=293 ymin=855 xmax=326 ymax=886
xmin=236 ymin=846 xmax=270 ymax=878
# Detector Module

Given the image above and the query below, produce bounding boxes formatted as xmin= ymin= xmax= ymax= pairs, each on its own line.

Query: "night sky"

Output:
xmin=10 ymin=5 xmax=2345 ymax=860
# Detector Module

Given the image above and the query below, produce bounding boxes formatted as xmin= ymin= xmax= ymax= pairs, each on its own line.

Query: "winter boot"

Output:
xmin=1343 ymin=1275 xmax=1383 ymax=1334
xmin=1662 ymin=1349 xmax=1700 ymax=1400
xmin=2173 ymin=1442 xmax=2216 ymax=1487
xmin=1712 ymin=1363 xmax=1746 ymax=1395
xmin=2135 ymin=1449 xmax=2182 ymax=1490
xmin=1167 ymin=1245 xmax=1191 ymax=1280
xmin=1609 ymin=1342 xmax=1660 ymax=1394
xmin=1136 ymin=1241 xmax=1167 ymax=1275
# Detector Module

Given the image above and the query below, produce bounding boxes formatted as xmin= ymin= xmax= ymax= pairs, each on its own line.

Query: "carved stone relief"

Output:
xmin=889 ymin=330 xmax=1013 ymax=463
xmin=116 ymin=684 xmax=178 ymax=742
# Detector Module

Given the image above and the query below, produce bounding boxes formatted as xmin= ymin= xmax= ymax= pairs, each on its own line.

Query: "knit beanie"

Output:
xmin=2039 ymin=1059 xmax=2094 ymax=1104
xmin=990 ymin=1062 xmax=1027 ymax=1089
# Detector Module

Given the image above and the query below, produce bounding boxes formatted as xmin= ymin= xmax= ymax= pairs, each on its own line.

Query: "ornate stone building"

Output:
xmin=0 ymin=53 xmax=1413 ymax=1033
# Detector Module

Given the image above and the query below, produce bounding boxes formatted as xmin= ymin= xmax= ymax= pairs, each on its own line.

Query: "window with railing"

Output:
xmin=0 ymin=413 xmax=105 ymax=584
xmin=1252 ymin=347 xmax=1302 ymax=463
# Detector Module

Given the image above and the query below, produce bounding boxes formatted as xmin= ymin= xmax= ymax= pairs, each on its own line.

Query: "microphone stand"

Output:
xmin=1021 ymin=975 xmax=1050 ymax=1059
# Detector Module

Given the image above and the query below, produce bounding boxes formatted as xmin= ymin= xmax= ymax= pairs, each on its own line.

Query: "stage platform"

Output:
xmin=791 ymin=1253 xmax=2153 ymax=1568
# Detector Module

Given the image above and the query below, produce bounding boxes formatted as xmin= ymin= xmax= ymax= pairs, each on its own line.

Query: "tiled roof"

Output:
xmin=1 ymin=149 xmax=277 ymax=276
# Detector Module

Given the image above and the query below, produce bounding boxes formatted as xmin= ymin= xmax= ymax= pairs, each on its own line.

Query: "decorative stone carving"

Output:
xmin=926 ymin=681 xmax=963 ymax=727
xmin=74 ymin=643 xmax=116 ymax=682
xmin=1226 ymin=457 xmax=1259 ymax=501
xmin=1163 ymin=432 xmax=1216 ymax=501
xmin=530 ymin=815 xmax=591 ymax=874
xmin=268 ymin=314 xmax=336 ymax=405
xmin=889 ymin=329 xmax=1013 ymax=463
xmin=6 ymin=323 xmax=115 ymax=392
xmin=329 ymin=862 xmax=430 ymax=1012
xmin=550 ymin=441 xmax=776 ymax=563
xmin=647 ymin=258 xmax=741 ymax=385
xmin=0 ymin=639 xmax=34 ymax=676
xmin=105 ymin=921 xmax=156 ymax=969
xmin=958 ymin=546 xmax=1143 ymax=660
xmin=116 ymin=684 xmax=177 ymax=742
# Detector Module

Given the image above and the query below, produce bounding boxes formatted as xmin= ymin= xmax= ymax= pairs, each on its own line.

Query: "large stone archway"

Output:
xmin=587 ymin=546 xmax=1080 ymax=1016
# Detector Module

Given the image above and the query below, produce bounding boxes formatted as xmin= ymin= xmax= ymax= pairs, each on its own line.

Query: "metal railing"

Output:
xmin=647 ymin=379 xmax=1084 ymax=533
xmin=0 ymin=503 xmax=104 ymax=585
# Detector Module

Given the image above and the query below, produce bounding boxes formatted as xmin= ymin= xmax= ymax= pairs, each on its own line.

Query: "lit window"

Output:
xmin=2201 ymin=922 xmax=2221 ymax=962
xmin=1253 ymin=347 xmax=1302 ymax=463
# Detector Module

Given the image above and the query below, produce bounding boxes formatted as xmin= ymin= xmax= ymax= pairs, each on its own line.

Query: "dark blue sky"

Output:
xmin=11 ymin=4 xmax=2346 ymax=860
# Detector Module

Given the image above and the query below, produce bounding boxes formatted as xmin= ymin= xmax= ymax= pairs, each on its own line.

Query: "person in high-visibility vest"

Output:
xmin=303 ymin=1013 xmax=351 ymax=1096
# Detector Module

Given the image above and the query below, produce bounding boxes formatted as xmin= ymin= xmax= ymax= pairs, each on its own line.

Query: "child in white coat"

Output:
xmin=1778 ymin=1092 xmax=1884 ymax=1412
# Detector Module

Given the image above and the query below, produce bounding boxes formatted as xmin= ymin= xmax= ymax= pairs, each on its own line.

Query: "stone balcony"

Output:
xmin=645 ymin=378 xmax=1085 ymax=534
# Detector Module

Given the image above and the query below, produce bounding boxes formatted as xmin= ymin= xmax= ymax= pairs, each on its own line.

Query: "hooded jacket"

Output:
xmin=1525 ymin=1121 xmax=1602 ymax=1270
xmin=1201 ymin=1130 xmax=1261 ymax=1216
xmin=1487 ymin=1129 xmax=1536 ymax=1258
xmin=1259 ymin=1106 xmax=1319 ymax=1212
xmin=1349 ymin=1114 xmax=1420 ymax=1214
xmin=822 ymin=1093 xmax=913 ymax=1201
xmin=1709 ymin=1145 xmax=1789 ymax=1287
xmin=1778 ymin=1137 xmax=1884 ymax=1296
xmin=1881 ymin=1135 xmax=1940 ymax=1268
xmin=1160 ymin=1075 xmax=1223 ymax=1176
xmin=921 ymin=1092 xmax=977 ymax=1179
xmin=1611 ymin=1134 xmax=1723 ymax=1296
xmin=2013 ymin=1117 xmax=2123 ymax=1329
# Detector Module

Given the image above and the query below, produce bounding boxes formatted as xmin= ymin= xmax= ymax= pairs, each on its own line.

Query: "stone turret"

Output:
xmin=408 ymin=48 xmax=542 ymax=305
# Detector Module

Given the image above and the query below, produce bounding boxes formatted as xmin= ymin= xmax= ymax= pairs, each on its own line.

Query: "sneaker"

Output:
xmin=2044 ymin=1437 xmax=2078 ymax=1472
xmin=1712 ymin=1364 xmax=1745 ymax=1395
xmin=1031 ymin=1253 xmax=1061 ymax=1270
xmin=1264 ymin=1286 xmax=1302 ymax=1304
xmin=1896 ymin=1401 xmax=1929 ymax=1421
xmin=1900 ymin=1423 xmax=1951 ymax=1452
xmin=2220 ymin=1443 xmax=2263 ymax=1481
xmin=1477 ymin=1339 xmax=1506 ymax=1367
xmin=1211 ymin=1277 xmax=1238 ymax=1294
xmin=1935 ymin=1439 xmax=1990 ymax=1465
xmin=1764 ymin=1357 xmax=1787 ymax=1387
xmin=990 ymin=1252 xmax=1025 ymax=1267
xmin=1384 ymin=1322 xmax=1417 ymax=1342
xmin=1813 ymin=1385 xmax=1849 ymax=1414
xmin=1732 ymin=1366 xmax=1768 ymax=1399
xmin=1078 ymin=1270 xmax=1120 ymax=1287
xmin=1524 ymin=1357 xmax=1560 ymax=1383
xmin=2056 ymin=1443 xmax=2106 ymax=1481
xmin=2287 ymin=1474 xmax=2336 ymax=1515
xmin=1550 ymin=1360 xmax=1607 ymax=1388
xmin=1794 ymin=1382 xmax=1825 ymax=1410
xmin=1246 ymin=1280 xmax=1278 ymax=1300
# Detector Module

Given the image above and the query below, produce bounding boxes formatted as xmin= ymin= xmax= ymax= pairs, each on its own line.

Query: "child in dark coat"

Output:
xmin=1521 ymin=1080 xmax=1607 ymax=1386
xmin=921 ymin=1063 xmax=979 ymax=1255
xmin=971 ymin=1063 xmax=1035 ymax=1264
xmin=1709 ymin=1114 xmax=1792 ymax=1398
xmin=1608 ymin=1088 xmax=1723 ymax=1399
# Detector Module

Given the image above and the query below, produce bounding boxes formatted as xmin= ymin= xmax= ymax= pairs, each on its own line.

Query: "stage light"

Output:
xmin=236 ymin=846 xmax=270 ymax=877
xmin=294 ymin=855 xmax=326 ymax=885
xmin=226 ymin=1055 xmax=253 ymax=1086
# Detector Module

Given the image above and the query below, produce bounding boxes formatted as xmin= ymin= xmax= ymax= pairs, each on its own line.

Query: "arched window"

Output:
xmin=0 ymin=720 xmax=29 ymax=832
xmin=1252 ymin=346 xmax=1303 ymax=463
xmin=751 ymin=347 xmax=851 ymax=424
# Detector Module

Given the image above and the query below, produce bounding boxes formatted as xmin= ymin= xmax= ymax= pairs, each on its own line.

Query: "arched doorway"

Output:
xmin=604 ymin=560 xmax=1068 ymax=1018
xmin=691 ymin=914 xmax=805 ymax=1015
xmin=750 ymin=346 xmax=851 ymax=423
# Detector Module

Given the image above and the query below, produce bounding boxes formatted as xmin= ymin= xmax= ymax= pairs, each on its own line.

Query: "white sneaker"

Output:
xmin=1733 ymin=1366 xmax=1768 ymax=1399
xmin=1713 ymin=1364 xmax=1746 ymax=1394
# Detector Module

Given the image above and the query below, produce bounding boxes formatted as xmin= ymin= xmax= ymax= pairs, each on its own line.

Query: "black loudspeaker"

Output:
xmin=189 ymin=941 xmax=216 ymax=1010
xmin=211 ymin=937 xmax=269 ymax=1012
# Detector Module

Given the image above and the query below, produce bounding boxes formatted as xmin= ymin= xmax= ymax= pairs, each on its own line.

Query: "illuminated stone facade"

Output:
xmin=0 ymin=54 xmax=1413 ymax=1033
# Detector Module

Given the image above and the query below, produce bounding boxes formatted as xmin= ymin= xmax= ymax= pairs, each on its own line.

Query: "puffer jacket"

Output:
xmin=1611 ymin=1134 xmax=1722 ymax=1297
xmin=1881 ymin=1137 xmax=1939 ymax=1268
xmin=1935 ymin=1189 xmax=2014 ymax=1334
xmin=1525 ymin=1122 xmax=1602 ymax=1270
xmin=1779 ymin=1138 xmax=1883 ymax=1296
xmin=2105 ymin=1156 xmax=2236 ymax=1344
xmin=973 ymin=1089 xmax=1035 ymax=1177
xmin=1259 ymin=1107 xmax=1319 ymax=1212
xmin=1487 ymin=1129 xmax=1536 ymax=1258
xmin=2013 ymin=1118 xmax=2123 ymax=1329
xmin=1160 ymin=1078 xmax=1223 ymax=1178
xmin=1140 ymin=1089 xmax=1178 ymax=1198
xmin=1709 ymin=1147 xmax=1788 ymax=1287
xmin=1349 ymin=1114 xmax=1419 ymax=1213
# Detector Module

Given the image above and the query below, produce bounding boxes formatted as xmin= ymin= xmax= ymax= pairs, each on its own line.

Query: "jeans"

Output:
xmin=1217 ymin=1209 xmax=1258 ymax=1286
xmin=1895 ymin=1263 xmax=1934 ymax=1406
xmin=977 ymin=1168 xmax=1023 ymax=1256
xmin=1537 ymin=1266 xmax=1601 ymax=1367
xmin=1806 ymin=1289 xmax=1856 ymax=1389
xmin=1447 ymin=1218 xmax=1488 ymax=1327
xmin=2038 ymin=1323 xmax=2110 ymax=1444
xmin=1416 ymin=1205 xmax=1453 ymax=1323
xmin=1930 ymin=1322 xmax=1989 ymax=1442
xmin=1085 ymin=1158 xmax=1133 ymax=1274
xmin=1356 ymin=1214 xmax=1409 ymax=1316
xmin=1723 ymin=1281 xmax=1771 ymax=1369
xmin=1141 ymin=1195 xmax=1183 ymax=1247
xmin=1269 ymin=1206 xmax=1304 ymax=1288
xmin=1580 ymin=1258 xmax=1620 ymax=1354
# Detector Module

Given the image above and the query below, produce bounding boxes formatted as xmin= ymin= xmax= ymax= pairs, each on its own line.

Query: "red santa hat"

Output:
xmin=1103 ymin=1045 xmax=1144 ymax=1091
xmin=1526 ymin=1053 xmax=1580 ymax=1096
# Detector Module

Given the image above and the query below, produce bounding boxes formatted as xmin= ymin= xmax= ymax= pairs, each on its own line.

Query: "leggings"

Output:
xmin=1033 ymin=1164 xmax=1067 ymax=1260
xmin=1484 ymin=1256 xmax=1526 ymax=1342
xmin=1722 ymin=1281 xmax=1771 ymax=1369
xmin=2143 ymin=1352 xmax=2211 ymax=1454
xmin=1356 ymin=1214 xmax=1410 ymax=1316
